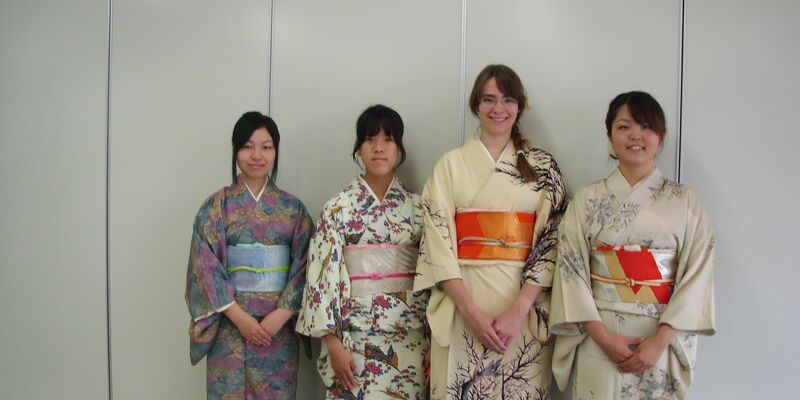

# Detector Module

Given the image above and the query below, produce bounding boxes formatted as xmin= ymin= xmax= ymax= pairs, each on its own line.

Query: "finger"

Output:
xmin=345 ymin=369 xmax=357 ymax=391
xmin=488 ymin=329 xmax=506 ymax=353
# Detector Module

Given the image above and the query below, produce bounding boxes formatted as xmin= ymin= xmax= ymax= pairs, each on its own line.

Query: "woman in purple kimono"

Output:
xmin=185 ymin=111 xmax=314 ymax=399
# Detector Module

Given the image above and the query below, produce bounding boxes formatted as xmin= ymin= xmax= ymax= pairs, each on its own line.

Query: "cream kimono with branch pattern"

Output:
xmin=296 ymin=176 xmax=429 ymax=400
xmin=550 ymin=168 xmax=715 ymax=400
xmin=414 ymin=138 xmax=566 ymax=400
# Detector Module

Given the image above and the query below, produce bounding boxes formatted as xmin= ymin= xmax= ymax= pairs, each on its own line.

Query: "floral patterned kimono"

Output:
xmin=414 ymin=137 xmax=567 ymax=400
xmin=296 ymin=176 xmax=429 ymax=400
xmin=550 ymin=168 xmax=715 ymax=400
xmin=185 ymin=179 xmax=313 ymax=400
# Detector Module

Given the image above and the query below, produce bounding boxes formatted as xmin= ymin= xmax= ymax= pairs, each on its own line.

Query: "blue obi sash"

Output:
xmin=226 ymin=244 xmax=290 ymax=292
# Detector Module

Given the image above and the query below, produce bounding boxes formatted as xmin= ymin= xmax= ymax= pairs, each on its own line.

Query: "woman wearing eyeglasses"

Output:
xmin=414 ymin=64 xmax=567 ymax=399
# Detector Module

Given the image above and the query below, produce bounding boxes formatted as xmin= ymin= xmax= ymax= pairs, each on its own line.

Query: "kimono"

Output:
xmin=550 ymin=168 xmax=715 ymax=400
xmin=414 ymin=137 xmax=567 ymax=400
xmin=296 ymin=176 xmax=429 ymax=400
xmin=185 ymin=179 xmax=314 ymax=400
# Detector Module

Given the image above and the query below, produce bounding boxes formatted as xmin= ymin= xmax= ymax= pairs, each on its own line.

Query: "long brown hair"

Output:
xmin=469 ymin=64 xmax=538 ymax=182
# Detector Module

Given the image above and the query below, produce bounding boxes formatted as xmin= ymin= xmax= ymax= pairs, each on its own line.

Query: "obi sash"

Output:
xmin=343 ymin=244 xmax=418 ymax=297
xmin=226 ymin=245 xmax=290 ymax=292
xmin=590 ymin=245 xmax=677 ymax=304
xmin=455 ymin=209 xmax=535 ymax=262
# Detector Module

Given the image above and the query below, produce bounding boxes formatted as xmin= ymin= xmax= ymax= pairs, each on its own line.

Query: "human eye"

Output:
xmin=502 ymin=97 xmax=518 ymax=106
xmin=641 ymin=123 xmax=651 ymax=130
xmin=480 ymin=96 xmax=496 ymax=106
xmin=243 ymin=144 xmax=253 ymax=149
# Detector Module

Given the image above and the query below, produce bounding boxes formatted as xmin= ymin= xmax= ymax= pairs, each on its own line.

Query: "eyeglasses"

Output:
xmin=479 ymin=96 xmax=519 ymax=107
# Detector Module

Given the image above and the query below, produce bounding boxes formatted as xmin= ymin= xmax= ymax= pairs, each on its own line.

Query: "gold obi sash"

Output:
xmin=455 ymin=209 xmax=535 ymax=262
xmin=590 ymin=245 xmax=677 ymax=304
xmin=343 ymin=244 xmax=418 ymax=297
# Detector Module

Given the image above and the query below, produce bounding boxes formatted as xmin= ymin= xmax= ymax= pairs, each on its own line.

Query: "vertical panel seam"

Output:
xmin=459 ymin=0 xmax=467 ymax=144
xmin=268 ymin=0 xmax=275 ymax=115
xmin=676 ymin=0 xmax=685 ymax=182
xmin=105 ymin=0 xmax=114 ymax=399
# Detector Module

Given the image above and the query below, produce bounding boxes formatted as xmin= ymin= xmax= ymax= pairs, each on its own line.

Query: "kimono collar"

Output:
xmin=474 ymin=135 xmax=513 ymax=165
xmin=607 ymin=167 xmax=663 ymax=193
xmin=241 ymin=177 xmax=268 ymax=202
xmin=357 ymin=175 xmax=398 ymax=204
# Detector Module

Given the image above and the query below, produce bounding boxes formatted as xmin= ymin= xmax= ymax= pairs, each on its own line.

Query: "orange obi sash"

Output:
xmin=590 ymin=245 xmax=677 ymax=304
xmin=455 ymin=209 xmax=535 ymax=262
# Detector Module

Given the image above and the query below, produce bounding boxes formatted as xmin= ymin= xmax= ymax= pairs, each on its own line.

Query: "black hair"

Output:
xmin=231 ymin=111 xmax=280 ymax=185
xmin=352 ymin=104 xmax=406 ymax=167
xmin=605 ymin=91 xmax=667 ymax=142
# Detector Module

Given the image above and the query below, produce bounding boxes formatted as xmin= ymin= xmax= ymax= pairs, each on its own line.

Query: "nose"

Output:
xmin=251 ymin=148 xmax=264 ymax=159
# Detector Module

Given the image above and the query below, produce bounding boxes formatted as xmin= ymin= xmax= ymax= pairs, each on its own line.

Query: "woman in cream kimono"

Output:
xmin=550 ymin=91 xmax=715 ymax=399
xmin=297 ymin=105 xmax=429 ymax=399
xmin=414 ymin=65 xmax=567 ymax=400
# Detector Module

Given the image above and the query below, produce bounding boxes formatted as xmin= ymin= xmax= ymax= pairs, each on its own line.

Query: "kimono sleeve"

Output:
xmin=550 ymin=188 xmax=602 ymax=332
xmin=659 ymin=190 xmax=716 ymax=335
xmin=296 ymin=197 xmax=349 ymax=338
xmin=413 ymin=156 xmax=462 ymax=291
xmin=523 ymin=153 xmax=568 ymax=287
xmin=184 ymin=193 xmax=235 ymax=364
xmin=277 ymin=201 xmax=314 ymax=312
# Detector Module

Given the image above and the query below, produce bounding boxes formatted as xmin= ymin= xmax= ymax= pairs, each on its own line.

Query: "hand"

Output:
xmin=492 ymin=305 xmax=526 ymax=348
xmin=617 ymin=325 xmax=676 ymax=373
xmin=325 ymin=335 xmax=358 ymax=391
xmin=463 ymin=306 xmax=506 ymax=353
xmin=259 ymin=308 xmax=293 ymax=338
xmin=617 ymin=336 xmax=669 ymax=373
xmin=424 ymin=348 xmax=431 ymax=385
xmin=585 ymin=321 xmax=643 ymax=363
xmin=236 ymin=314 xmax=271 ymax=347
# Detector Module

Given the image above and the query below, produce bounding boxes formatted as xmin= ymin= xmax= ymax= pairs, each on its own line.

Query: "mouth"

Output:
xmin=627 ymin=145 xmax=645 ymax=151
xmin=490 ymin=115 xmax=509 ymax=122
xmin=248 ymin=164 xmax=266 ymax=169
xmin=371 ymin=158 xmax=388 ymax=163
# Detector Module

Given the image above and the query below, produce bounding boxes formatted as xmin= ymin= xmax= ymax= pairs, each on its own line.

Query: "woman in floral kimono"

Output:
xmin=414 ymin=64 xmax=567 ymax=400
xmin=296 ymin=105 xmax=429 ymax=399
xmin=185 ymin=111 xmax=314 ymax=400
xmin=550 ymin=91 xmax=716 ymax=399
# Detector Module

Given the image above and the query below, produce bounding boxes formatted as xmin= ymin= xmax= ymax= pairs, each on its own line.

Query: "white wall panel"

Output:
xmin=682 ymin=0 xmax=800 ymax=398
xmin=108 ymin=1 xmax=270 ymax=398
xmin=0 ymin=1 xmax=109 ymax=398
xmin=271 ymin=0 xmax=464 ymax=219
xmin=465 ymin=0 xmax=681 ymax=193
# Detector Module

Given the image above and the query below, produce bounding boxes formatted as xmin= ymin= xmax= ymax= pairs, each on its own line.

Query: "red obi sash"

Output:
xmin=455 ymin=209 xmax=536 ymax=262
xmin=590 ymin=245 xmax=677 ymax=304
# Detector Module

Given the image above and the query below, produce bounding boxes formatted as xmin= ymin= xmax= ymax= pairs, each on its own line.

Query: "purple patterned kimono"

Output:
xmin=185 ymin=180 xmax=313 ymax=400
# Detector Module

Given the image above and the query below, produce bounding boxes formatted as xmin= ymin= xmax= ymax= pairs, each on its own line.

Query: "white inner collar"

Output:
xmin=243 ymin=179 xmax=267 ymax=202
xmin=476 ymin=136 xmax=512 ymax=165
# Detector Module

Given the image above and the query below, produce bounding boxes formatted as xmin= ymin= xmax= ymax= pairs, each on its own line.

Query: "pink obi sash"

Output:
xmin=343 ymin=244 xmax=418 ymax=297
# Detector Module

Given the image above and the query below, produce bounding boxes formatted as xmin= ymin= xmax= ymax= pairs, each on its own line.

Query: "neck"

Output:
xmin=479 ymin=130 xmax=512 ymax=162
xmin=362 ymin=172 xmax=393 ymax=202
xmin=618 ymin=162 xmax=655 ymax=187
xmin=241 ymin=175 xmax=267 ymax=192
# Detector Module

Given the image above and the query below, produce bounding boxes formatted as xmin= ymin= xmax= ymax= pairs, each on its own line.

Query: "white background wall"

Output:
xmin=1 ymin=1 xmax=797 ymax=399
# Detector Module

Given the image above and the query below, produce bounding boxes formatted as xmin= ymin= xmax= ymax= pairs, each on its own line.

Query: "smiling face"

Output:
xmin=357 ymin=129 xmax=400 ymax=180
xmin=477 ymin=77 xmax=519 ymax=139
xmin=236 ymin=127 xmax=275 ymax=184
xmin=610 ymin=105 xmax=662 ymax=170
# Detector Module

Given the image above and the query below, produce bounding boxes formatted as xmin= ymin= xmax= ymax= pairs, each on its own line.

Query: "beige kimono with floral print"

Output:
xmin=414 ymin=137 xmax=566 ymax=400
xmin=550 ymin=168 xmax=715 ymax=400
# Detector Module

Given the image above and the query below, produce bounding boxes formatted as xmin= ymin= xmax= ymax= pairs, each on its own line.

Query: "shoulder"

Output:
xmin=524 ymin=146 xmax=560 ymax=170
xmin=650 ymin=176 xmax=692 ymax=202
xmin=270 ymin=186 xmax=311 ymax=216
